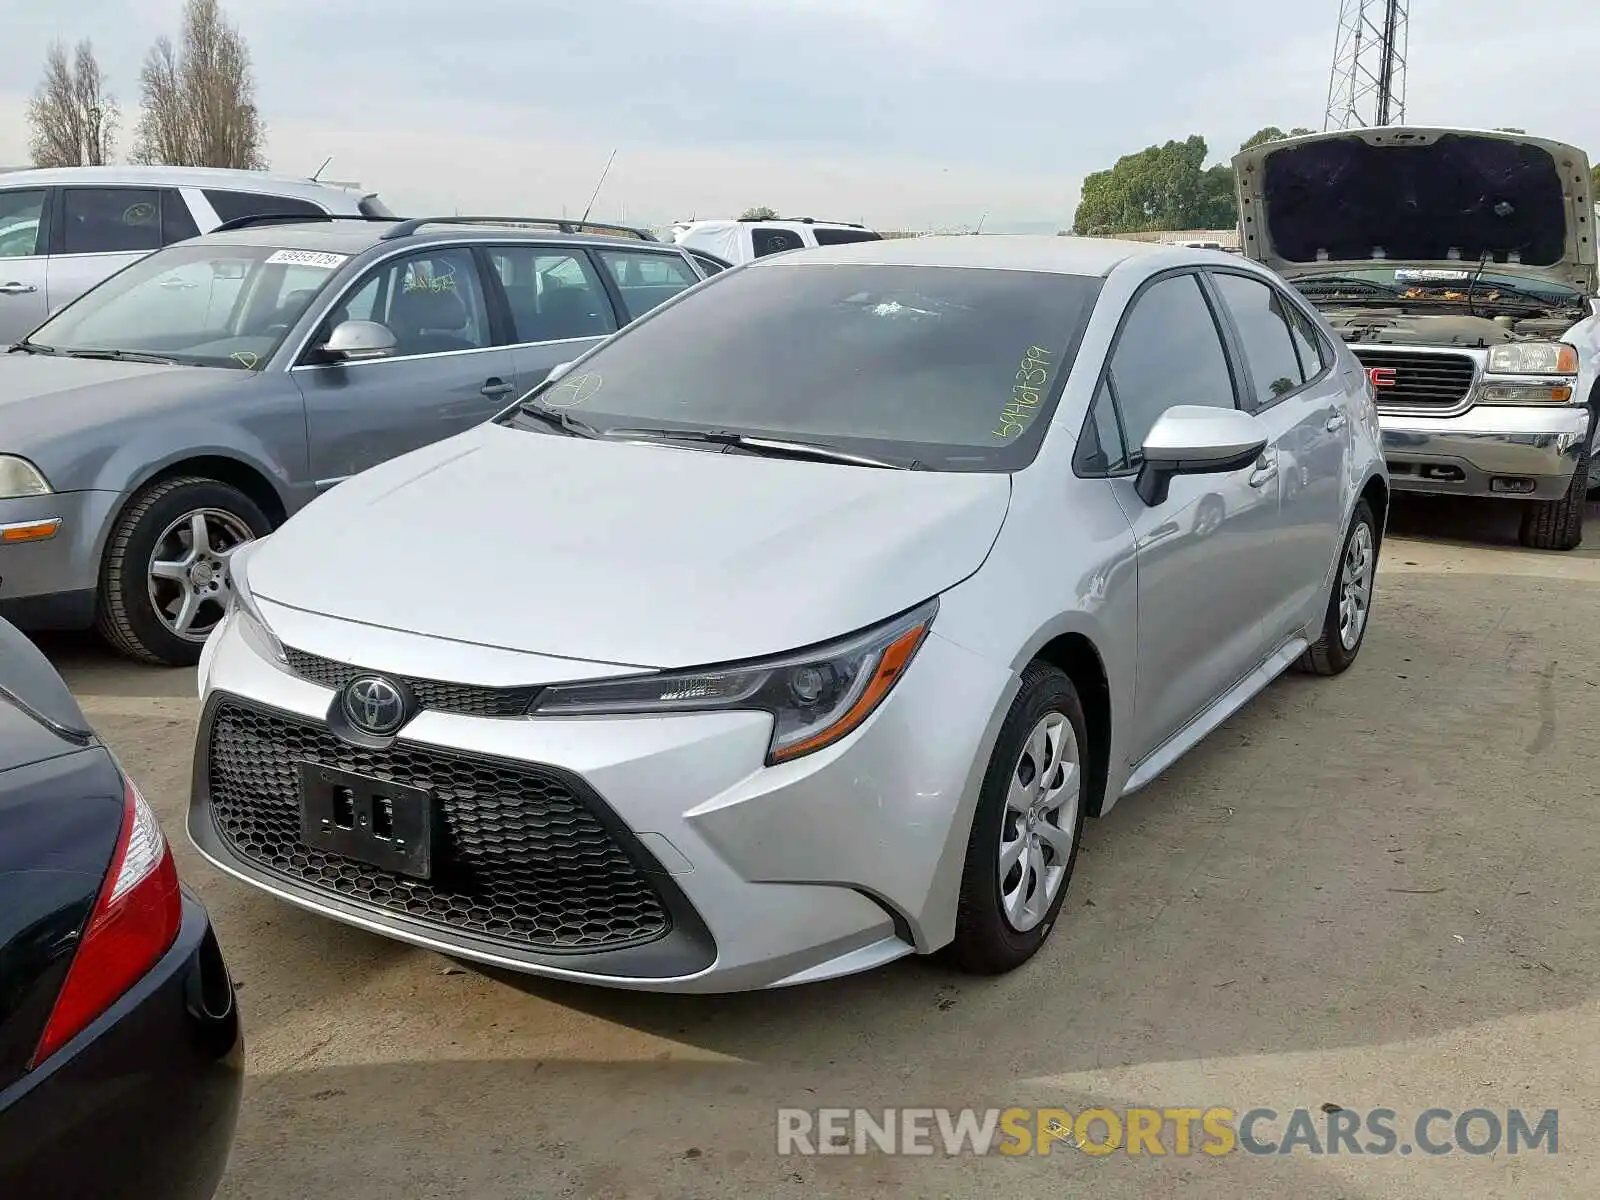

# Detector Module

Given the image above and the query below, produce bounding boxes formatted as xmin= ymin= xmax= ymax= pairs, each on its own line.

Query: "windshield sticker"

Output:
xmin=992 ymin=345 xmax=1054 ymax=439
xmin=231 ymin=351 xmax=260 ymax=369
xmin=545 ymin=371 xmax=603 ymax=409
xmin=264 ymin=249 xmax=349 ymax=269
xmin=1394 ymin=269 xmax=1470 ymax=282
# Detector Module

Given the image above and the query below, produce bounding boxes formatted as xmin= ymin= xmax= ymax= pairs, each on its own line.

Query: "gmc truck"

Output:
xmin=1234 ymin=127 xmax=1600 ymax=550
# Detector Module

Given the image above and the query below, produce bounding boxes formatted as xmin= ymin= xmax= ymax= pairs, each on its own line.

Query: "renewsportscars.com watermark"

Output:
xmin=776 ymin=1107 xmax=1559 ymax=1158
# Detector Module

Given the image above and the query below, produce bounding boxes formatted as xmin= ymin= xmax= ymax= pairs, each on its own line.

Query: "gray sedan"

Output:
xmin=0 ymin=216 xmax=721 ymax=664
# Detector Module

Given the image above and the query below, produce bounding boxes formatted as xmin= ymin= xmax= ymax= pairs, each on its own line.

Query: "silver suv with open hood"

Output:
xmin=1235 ymin=127 xmax=1600 ymax=549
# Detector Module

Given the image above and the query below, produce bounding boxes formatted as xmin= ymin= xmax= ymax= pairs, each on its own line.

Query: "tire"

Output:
xmin=96 ymin=476 xmax=272 ymax=667
xmin=947 ymin=661 xmax=1091 ymax=975
xmin=1519 ymin=453 xmax=1589 ymax=552
xmin=1292 ymin=498 xmax=1379 ymax=677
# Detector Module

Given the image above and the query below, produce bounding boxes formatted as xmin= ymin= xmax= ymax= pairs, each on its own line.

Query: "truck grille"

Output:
xmin=204 ymin=700 xmax=670 ymax=952
xmin=283 ymin=647 xmax=540 ymax=718
xmin=1353 ymin=349 xmax=1476 ymax=410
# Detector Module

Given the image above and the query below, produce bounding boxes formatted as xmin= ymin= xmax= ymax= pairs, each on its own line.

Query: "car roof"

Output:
xmin=0 ymin=164 xmax=371 ymax=201
xmin=194 ymin=219 xmax=691 ymax=255
xmin=751 ymin=234 xmax=1175 ymax=276
xmin=677 ymin=218 xmax=874 ymax=233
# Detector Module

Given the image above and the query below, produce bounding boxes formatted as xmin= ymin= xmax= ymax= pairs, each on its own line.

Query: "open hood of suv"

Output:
xmin=1233 ymin=127 xmax=1597 ymax=294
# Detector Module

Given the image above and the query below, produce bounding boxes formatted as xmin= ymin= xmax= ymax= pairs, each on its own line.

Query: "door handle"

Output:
xmin=0 ymin=282 xmax=37 ymax=295
xmin=1325 ymin=412 xmax=1348 ymax=432
xmin=481 ymin=378 xmax=516 ymax=398
xmin=1248 ymin=454 xmax=1279 ymax=489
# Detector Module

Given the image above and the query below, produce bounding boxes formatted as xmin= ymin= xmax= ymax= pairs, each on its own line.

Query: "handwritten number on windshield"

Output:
xmin=993 ymin=345 xmax=1054 ymax=439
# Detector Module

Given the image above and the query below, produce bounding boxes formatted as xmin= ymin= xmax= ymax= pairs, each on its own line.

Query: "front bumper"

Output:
xmin=187 ymin=608 xmax=1014 ymax=992
xmin=0 ymin=892 xmax=243 ymax=1200
xmin=0 ymin=490 xmax=121 ymax=630
xmin=1379 ymin=405 xmax=1589 ymax=500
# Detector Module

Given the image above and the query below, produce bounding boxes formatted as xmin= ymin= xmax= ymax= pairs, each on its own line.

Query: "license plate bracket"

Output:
xmin=298 ymin=763 xmax=435 ymax=880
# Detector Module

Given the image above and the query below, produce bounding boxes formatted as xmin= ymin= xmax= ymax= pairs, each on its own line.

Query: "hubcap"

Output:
xmin=146 ymin=508 xmax=256 ymax=642
xmin=1338 ymin=521 xmax=1375 ymax=651
xmin=998 ymin=712 xmax=1082 ymax=933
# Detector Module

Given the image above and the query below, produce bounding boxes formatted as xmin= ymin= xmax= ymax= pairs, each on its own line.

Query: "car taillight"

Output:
xmin=29 ymin=777 xmax=182 ymax=1069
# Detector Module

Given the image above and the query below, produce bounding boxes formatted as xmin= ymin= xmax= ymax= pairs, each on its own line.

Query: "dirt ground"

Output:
xmin=36 ymin=493 xmax=1600 ymax=1199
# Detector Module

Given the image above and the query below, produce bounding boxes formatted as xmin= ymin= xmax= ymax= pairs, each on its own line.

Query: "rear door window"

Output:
xmin=1210 ymin=271 xmax=1313 ymax=407
xmin=596 ymin=249 xmax=700 ymax=320
xmin=484 ymin=246 xmax=619 ymax=344
xmin=59 ymin=188 xmax=163 ymax=254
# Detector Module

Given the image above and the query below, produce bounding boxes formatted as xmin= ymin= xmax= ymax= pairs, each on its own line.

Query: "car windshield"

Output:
xmin=20 ymin=242 xmax=350 ymax=369
xmin=504 ymin=261 xmax=1103 ymax=471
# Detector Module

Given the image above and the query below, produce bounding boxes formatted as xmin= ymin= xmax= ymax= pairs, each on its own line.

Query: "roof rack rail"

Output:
xmin=209 ymin=213 xmax=396 ymax=233
xmin=733 ymin=215 xmax=867 ymax=228
xmin=377 ymin=216 xmax=659 ymax=242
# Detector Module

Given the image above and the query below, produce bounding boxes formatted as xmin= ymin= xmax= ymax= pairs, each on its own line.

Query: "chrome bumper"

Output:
xmin=1380 ymin=405 xmax=1590 ymax=500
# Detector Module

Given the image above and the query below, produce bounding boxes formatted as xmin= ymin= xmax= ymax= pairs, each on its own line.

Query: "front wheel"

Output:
xmin=947 ymin=662 xmax=1090 ymax=975
xmin=1292 ymin=498 xmax=1378 ymax=677
xmin=96 ymin=477 xmax=271 ymax=667
xmin=1519 ymin=453 xmax=1589 ymax=552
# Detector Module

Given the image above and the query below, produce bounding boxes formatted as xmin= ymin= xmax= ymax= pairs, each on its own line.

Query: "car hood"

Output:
xmin=0 ymin=353 xmax=248 ymax=452
xmin=1233 ymin=127 xmax=1598 ymax=293
xmin=247 ymin=424 xmax=1013 ymax=670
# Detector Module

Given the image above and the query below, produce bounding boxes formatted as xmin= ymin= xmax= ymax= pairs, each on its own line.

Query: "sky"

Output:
xmin=2 ymin=0 xmax=1598 ymax=233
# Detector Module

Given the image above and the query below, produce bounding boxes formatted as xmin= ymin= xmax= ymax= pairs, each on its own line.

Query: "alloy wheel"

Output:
xmin=146 ymin=508 xmax=256 ymax=642
xmin=998 ymin=712 xmax=1082 ymax=933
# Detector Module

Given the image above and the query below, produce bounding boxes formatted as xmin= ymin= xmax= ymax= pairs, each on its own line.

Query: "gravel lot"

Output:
xmin=34 ymin=494 xmax=1600 ymax=1199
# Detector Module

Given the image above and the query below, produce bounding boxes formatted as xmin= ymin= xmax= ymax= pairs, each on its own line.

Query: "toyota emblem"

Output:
xmin=341 ymin=675 xmax=408 ymax=736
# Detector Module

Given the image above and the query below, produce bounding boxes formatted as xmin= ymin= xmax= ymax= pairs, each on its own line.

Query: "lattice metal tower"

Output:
xmin=1324 ymin=0 xmax=1409 ymax=130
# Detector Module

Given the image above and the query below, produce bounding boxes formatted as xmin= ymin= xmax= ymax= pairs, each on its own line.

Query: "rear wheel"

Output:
xmin=947 ymin=662 xmax=1089 ymax=975
xmin=96 ymin=477 xmax=271 ymax=667
xmin=1519 ymin=453 xmax=1589 ymax=552
xmin=1293 ymin=499 xmax=1378 ymax=677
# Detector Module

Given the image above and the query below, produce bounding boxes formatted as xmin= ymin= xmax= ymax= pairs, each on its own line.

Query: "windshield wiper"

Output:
xmin=512 ymin=401 xmax=601 ymax=438
xmin=7 ymin=340 xmax=56 ymax=354
xmin=607 ymin=426 xmax=910 ymax=469
xmin=59 ymin=348 xmax=181 ymax=365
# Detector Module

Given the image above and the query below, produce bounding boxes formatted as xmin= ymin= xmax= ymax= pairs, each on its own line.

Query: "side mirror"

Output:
xmin=546 ymin=360 xmax=574 ymax=382
xmin=1135 ymin=405 xmax=1269 ymax=507
xmin=318 ymin=320 xmax=397 ymax=362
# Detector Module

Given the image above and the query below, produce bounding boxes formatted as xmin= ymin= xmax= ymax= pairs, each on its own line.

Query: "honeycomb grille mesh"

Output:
xmin=283 ymin=647 xmax=540 ymax=718
xmin=205 ymin=701 xmax=670 ymax=951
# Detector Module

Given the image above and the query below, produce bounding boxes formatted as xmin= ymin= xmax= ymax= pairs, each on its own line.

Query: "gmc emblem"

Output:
xmin=1366 ymin=366 xmax=1398 ymax=389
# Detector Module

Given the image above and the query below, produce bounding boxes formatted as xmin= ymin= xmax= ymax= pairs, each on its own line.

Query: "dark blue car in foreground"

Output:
xmin=0 ymin=616 xmax=241 ymax=1196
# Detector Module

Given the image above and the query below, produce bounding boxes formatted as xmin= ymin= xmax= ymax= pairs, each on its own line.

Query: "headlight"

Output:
xmin=0 ymin=455 xmax=51 ymax=500
xmin=227 ymin=539 xmax=286 ymax=666
xmin=531 ymin=599 xmax=938 ymax=764
xmin=1486 ymin=342 xmax=1579 ymax=375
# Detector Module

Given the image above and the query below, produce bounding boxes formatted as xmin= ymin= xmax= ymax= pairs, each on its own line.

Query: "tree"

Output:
xmin=1495 ymin=127 xmax=1527 ymax=134
xmin=1239 ymin=126 xmax=1315 ymax=152
xmin=740 ymin=205 xmax=778 ymax=220
xmin=132 ymin=0 xmax=267 ymax=169
xmin=1072 ymin=136 xmax=1237 ymax=235
xmin=26 ymin=40 xmax=118 ymax=168
xmin=1592 ymin=163 xmax=1599 ymax=191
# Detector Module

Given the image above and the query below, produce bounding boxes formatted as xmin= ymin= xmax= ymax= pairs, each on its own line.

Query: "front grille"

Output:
xmin=1353 ymin=348 xmax=1477 ymax=410
xmin=283 ymin=647 xmax=540 ymax=718
xmin=205 ymin=701 xmax=670 ymax=952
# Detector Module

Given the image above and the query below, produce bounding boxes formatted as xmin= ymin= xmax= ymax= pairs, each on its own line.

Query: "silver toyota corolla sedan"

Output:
xmin=188 ymin=235 xmax=1389 ymax=992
